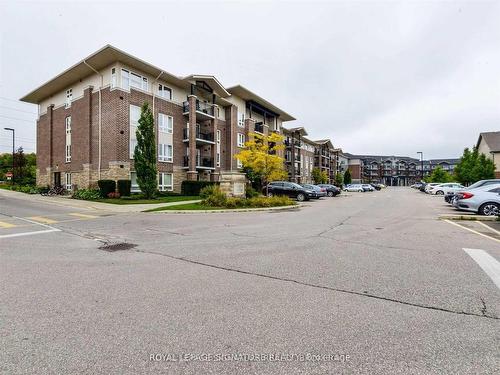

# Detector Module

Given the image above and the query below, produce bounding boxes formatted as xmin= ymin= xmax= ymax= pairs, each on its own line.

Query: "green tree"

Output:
xmin=133 ymin=102 xmax=157 ymax=199
xmin=426 ymin=166 xmax=453 ymax=183
xmin=312 ymin=167 xmax=328 ymax=184
xmin=454 ymin=147 xmax=495 ymax=185
xmin=334 ymin=172 xmax=343 ymax=186
xmin=344 ymin=169 xmax=352 ymax=185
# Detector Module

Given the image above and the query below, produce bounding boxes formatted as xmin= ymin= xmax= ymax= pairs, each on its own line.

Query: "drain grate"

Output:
xmin=99 ymin=242 xmax=137 ymax=252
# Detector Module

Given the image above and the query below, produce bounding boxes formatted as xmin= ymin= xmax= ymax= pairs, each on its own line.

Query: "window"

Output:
xmin=158 ymin=84 xmax=172 ymax=100
xmin=111 ymin=68 xmax=116 ymax=88
xmin=159 ymin=173 xmax=173 ymax=191
xmin=216 ymin=130 xmax=221 ymax=167
xmin=237 ymin=159 xmax=243 ymax=169
xmin=65 ymin=116 xmax=71 ymax=162
xmin=65 ymin=173 xmax=72 ymax=191
xmin=158 ymin=113 xmax=173 ymax=134
xmin=130 ymin=172 xmax=140 ymax=192
xmin=121 ymin=69 xmax=148 ymax=91
xmin=238 ymin=113 xmax=245 ymax=127
xmin=237 ymin=133 xmax=245 ymax=148
xmin=65 ymin=89 xmax=72 ymax=107
xmin=130 ymin=105 xmax=141 ymax=158
xmin=158 ymin=144 xmax=173 ymax=162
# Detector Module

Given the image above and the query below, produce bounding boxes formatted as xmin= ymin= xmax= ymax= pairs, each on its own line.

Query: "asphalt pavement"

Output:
xmin=1 ymin=187 xmax=499 ymax=374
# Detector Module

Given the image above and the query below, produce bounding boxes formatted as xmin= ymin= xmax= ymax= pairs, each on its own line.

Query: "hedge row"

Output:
xmin=181 ymin=180 xmax=219 ymax=196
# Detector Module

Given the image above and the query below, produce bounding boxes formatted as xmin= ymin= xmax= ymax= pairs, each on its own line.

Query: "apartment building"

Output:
xmin=20 ymin=45 xmax=295 ymax=192
xmin=345 ymin=154 xmax=460 ymax=186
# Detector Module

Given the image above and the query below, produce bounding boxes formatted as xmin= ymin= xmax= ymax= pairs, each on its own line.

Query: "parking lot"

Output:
xmin=1 ymin=187 xmax=500 ymax=374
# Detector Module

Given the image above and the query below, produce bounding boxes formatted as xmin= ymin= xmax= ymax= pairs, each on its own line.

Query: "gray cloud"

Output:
xmin=1 ymin=0 xmax=499 ymax=157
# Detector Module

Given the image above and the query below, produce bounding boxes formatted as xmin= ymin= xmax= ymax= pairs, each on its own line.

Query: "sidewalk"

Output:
xmin=0 ymin=189 xmax=201 ymax=213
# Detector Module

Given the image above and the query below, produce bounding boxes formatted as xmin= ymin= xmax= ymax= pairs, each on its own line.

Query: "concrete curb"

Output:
xmin=149 ymin=204 xmax=299 ymax=214
xmin=438 ymin=214 xmax=498 ymax=221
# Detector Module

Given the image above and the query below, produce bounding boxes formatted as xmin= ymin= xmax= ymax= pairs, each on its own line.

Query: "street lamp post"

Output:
xmin=4 ymin=128 xmax=15 ymax=184
xmin=417 ymin=152 xmax=423 ymax=181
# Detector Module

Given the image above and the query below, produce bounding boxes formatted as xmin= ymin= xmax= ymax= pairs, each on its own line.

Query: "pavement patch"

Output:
xmin=69 ymin=213 xmax=98 ymax=219
xmin=0 ymin=221 xmax=16 ymax=228
xmin=27 ymin=216 xmax=58 ymax=224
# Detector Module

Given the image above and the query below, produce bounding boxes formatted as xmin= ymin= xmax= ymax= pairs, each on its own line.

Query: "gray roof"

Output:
xmin=343 ymin=153 xmax=459 ymax=165
xmin=477 ymin=131 xmax=500 ymax=152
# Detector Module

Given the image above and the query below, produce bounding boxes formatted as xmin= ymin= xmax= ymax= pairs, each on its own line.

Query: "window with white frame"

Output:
xmin=158 ymin=113 xmax=173 ymax=134
xmin=130 ymin=172 xmax=140 ymax=192
xmin=158 ymin=172 xmax=173 ymax=191
xmin=216 ymin=130 xmax=221 ymax=167
xmin=158 ymin=84 xmax=172 ymax=100
xmin=158 ymin=144 xmax=173 ymax=162
xmin=129 ymin=105 xmax=140 ymax=158
xmin=65 ymin=116 xmax=71 ymax=162
xmin=121 ymin=69 xmax=148 ymax=91
xmin=237 ymin=133 xmax=245 ymax=148
xmin=65 ymin=89 xmax=72 ymax=107
xmin=111 ymin=68 xmax=116 ymax=88
xmin=237 ymin=159 xmax=243 ymax=169
xmin=65 ymin=172 xmax=72 ymax=191
xmin=238 ymin=113 xmax=245 ymax=127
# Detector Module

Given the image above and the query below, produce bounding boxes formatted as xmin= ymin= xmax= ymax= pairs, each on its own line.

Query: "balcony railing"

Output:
xmin=183 ymin=156 xmax=214 ymax=168
xmin=183 ymin=128 xmax=214 ymax=142
xmin=255 ymin=122 xmax=264 ymax=133
xmin=183 ymin=99 xmax=214 ymax=117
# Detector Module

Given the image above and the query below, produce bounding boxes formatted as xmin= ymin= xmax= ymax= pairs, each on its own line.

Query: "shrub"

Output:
xmin=117 ymin=180 xmax=131 ymax=197
xmin=107 ymin=192 xmax=121 ymax=199
xmin=97 ymin=179 xmax=116 ymax=198
xmin=156 ymin=190 xmax=181 ymax=197
xmin=181 ymin=180 xmax=218 ymax=196
xmin=201 ymin=186 xmax=227 ymax=207
xmin=245 ymin=185 xmax=260 ymax=198
xmin=72 ymin=189 xmax=101 ymax=200
xmin=247 ymin=195 xmax=294 ymax=208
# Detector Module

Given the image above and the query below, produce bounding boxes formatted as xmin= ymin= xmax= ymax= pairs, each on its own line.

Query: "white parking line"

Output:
xmin=444 ymin=219 xmax=500 ymax=244
xmin=477 ymin=221 xmax=500 ymax=236
xmin=463 ymin=248 xmax=500 ymax=290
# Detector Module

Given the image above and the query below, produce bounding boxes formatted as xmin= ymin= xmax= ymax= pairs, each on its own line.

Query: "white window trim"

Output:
xmin=65 ymin=88 xmax=73 ymax=108
xmin=158 ymin=172 xmax=173 ymax=191
xmin=216 ymin=129 xmax=221 ymax=167
xmin=65 ymin=172 xmax=72 ymax=191
xmin=158 ymin=144 xmax=173 ymax=163
xmin=238 ymin=113 xmax=245 ymax=127
xmin=130 ymin=105 xmax=140 ymax=159
xmin=237 ymin=133 xmax=245 ymax=148
xmin=158 ymin=113 xmax=173 ymax=134
xmin=130 ymin=171 xmax=140 ymax=193
xmin=158 ymin=83 xmax=172 ymax=100
xmin=121 ymin=68 xmax=148 ymax=92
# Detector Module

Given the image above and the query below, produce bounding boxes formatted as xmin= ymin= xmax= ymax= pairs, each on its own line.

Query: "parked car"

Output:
xmin=317 ymin=184 xmax=341 ymax=197
xmin=411 ymin=182 xmax=424 ymax=189
xmin=263 ymin=181 xmax=316 ymax=201
xmin=361 ymin=184 xmax=375 ymax=192
xmin=454 ymin=185 xmax=500 ymax=215
xmin=419 ymin=183 xmax=428 ymax=192
xmin=344 ymin=184 xmax=364 ymax=192
xmin=301 ymin=184 xmax=327 ymax=199
xmin=424 ymin=183 xmax=441 ymax=193
xmin=427 ymin=183 xmax=465 ymax=195
xmin=370 ymin=183 xmax=382 ymax=190
xmin=446 ymin=179 xmax=500 ymax=205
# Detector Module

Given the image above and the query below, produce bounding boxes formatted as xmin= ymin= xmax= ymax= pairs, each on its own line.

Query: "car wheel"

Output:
xmin=327 ymin=191 xmax=334 ymax=197
xmin=296 ymin=193 xmax=305 ymax=202
xmin=435 ymin=190 xmax=444 ymax=195
xmin=479 ymin=202 xmax=500 ymax=216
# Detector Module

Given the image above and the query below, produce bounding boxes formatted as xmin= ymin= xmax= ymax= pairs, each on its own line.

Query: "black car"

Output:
xmin=317 ymin=184 xmax=341 ymax=197
xmin=263 ymin=181 xmax=316 ymax=201
xmin=370 ymin=183 xmax=382 ymax=191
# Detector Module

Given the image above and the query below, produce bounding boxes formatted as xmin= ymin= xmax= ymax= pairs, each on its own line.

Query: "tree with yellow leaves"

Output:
xmin=235 ymin=132 xmax=287 ymax=194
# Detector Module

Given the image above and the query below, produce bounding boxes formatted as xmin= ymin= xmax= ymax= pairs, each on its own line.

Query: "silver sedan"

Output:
xmin=454 ymin=185 xmax=500 ymax=215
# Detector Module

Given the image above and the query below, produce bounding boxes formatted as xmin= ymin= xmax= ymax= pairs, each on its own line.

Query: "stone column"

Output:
xmin=187 ymin=95 xmax=198 ymax=181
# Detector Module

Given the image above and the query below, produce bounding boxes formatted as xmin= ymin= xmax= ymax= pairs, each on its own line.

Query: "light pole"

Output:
xmin=4 ymin=128 xmax=15 ymax=184
xmin=417 ymin=151 xmax=423 ymax=181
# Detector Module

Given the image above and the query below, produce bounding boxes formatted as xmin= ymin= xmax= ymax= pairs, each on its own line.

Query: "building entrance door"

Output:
xmin=54 ymin=172 xmax=61 ymax=187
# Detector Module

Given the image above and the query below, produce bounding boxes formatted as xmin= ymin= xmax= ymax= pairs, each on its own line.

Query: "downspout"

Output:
xmin=84 ymin=60 xmax=103 ymax=180
xmin=152 ymin=71 xmax=164 ymax=115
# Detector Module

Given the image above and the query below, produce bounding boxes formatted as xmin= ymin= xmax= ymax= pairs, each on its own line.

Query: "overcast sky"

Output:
xmin=1 ymin=0 xmax=499 ymax=158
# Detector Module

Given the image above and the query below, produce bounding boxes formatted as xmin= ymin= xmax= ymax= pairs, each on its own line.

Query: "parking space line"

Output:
xmin=69 ymin=213 xmax=98 ymax=219
xmin=477 ymin=221 xmax=500 ymax=236
xmin=463 ymin=248 xmax=500 ymax=290
xmin=0 ymin=221 xmax=16 ymax=228
xmin=27 ymin=216 xmax=58 ymax=224
xmin=443 ymin=219 xmax=500 ymax=244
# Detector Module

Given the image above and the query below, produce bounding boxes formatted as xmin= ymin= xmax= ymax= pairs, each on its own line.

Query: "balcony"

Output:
xmin=183 ymin=156 xmax=215 ymax=170
xmin=183 ymin=99 xmax=214 ymax=120
xmin=255 ymin=122 xmax=264 ymax=133
xmin=183 ymin=128 xmax=215 ymax=144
